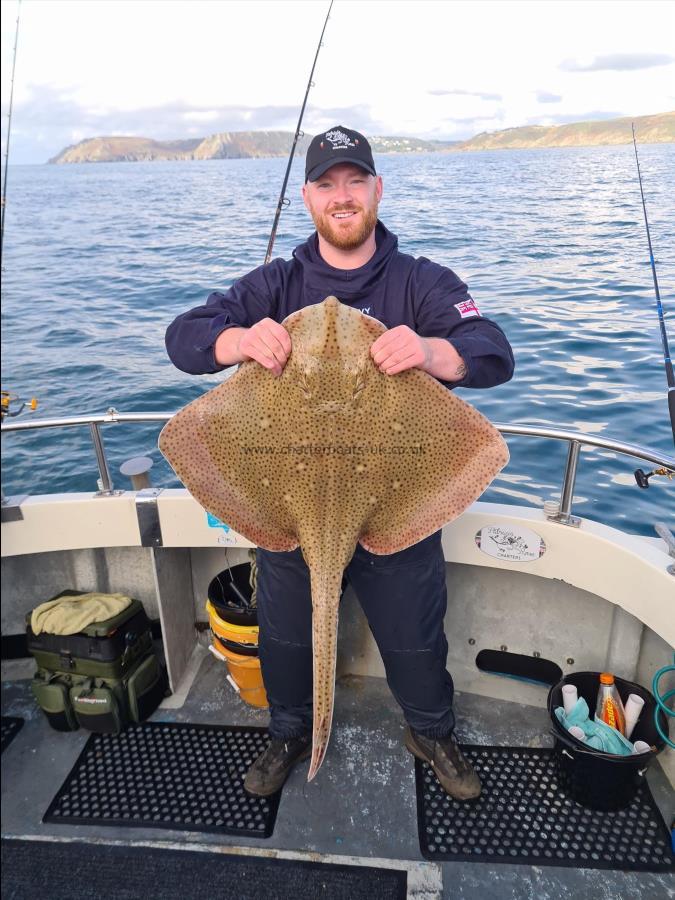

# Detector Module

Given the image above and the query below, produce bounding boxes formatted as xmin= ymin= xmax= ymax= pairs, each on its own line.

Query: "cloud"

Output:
xmin=2 ymin=84 xmax=381 ymax=163
xmin=416 ymin=108 xmax=508 ymax=142
xmin=536 ymin=91 xmax=562 ymax=104
xmin=526 ymin=109 xmax=624 ymax=126
xmin=560 ymin=53 xmax=674 ymax=72
xmin=428 ymin=89 xmax=502 ymax=101
xmin=450 ymin=115 xmax=504 ymax=126
xmin=301 ymin=106 xmax=381 ymax=135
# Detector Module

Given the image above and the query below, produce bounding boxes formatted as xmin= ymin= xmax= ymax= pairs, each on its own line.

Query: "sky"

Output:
xmin=1 ymin=0 xmax=674 ymax=164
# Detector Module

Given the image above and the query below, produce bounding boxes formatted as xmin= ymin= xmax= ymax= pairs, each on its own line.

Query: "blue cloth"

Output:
xmin=164 ymin=221 xmax=514 ymax=389
xmin=555 ymin=699 xmax=634 ymax=755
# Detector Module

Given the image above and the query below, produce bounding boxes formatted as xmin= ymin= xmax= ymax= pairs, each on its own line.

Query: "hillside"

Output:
xmin=49 ymin=136 xmax=202 ymax=163
xmin=48 ymin=111 xmax=674 ymax=163
xmin=454 ymin=111 xmax=674 ymax=151
xmin=49 ymin=132 xmax=445 ymax=164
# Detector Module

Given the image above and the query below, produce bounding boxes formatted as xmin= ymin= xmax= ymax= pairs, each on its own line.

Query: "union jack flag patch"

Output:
xmin=454 ymin=298 xmax=481 ymax=319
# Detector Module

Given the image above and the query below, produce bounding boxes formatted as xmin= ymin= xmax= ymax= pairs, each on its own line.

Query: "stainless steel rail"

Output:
xmin=2 ymin=410 xmax=674 ymax=521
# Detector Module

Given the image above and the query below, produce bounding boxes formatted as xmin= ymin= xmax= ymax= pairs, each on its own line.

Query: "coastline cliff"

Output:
xmin=48 ymin=111 xmax=674 ymax=163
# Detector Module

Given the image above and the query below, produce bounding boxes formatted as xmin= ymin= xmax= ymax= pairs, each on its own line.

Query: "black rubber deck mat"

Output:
xmin=415 ymin=745 xmax=673 ymax=872
xmin=43 ymin=722 xmax=281 ymax=838
xmin=1 ymin=716 xmax=24 ymax=753
xmin=1 ymin=838 xmax=407 ymax=900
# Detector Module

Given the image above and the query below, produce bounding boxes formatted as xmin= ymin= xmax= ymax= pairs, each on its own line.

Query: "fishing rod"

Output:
xmin=264 ymin=0 xmax=333 ymax=265
xmin=1 ymin=0 xmax=21 ymax=271
xmin=631 ymin=122 xmax=675 ymax=450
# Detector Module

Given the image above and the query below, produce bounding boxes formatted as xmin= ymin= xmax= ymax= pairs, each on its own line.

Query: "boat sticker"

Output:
xmin=475 ymin=525 xmax=546 ymax=562
xmin=205 ymin=512 xmax=237 ymax=545
xmin=206 ymin=512 xmax=230 ymax=532
xmin=454 ymin=298 xmax=481 ymax=319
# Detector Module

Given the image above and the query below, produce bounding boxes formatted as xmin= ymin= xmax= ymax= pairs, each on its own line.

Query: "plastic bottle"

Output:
xmin=623 ymin=693 xmax=645 ymax=740
xmin=595 ymin=673 xmax=626 ymax=735
xmin=562 ymin=684 xmax=578 ymax=715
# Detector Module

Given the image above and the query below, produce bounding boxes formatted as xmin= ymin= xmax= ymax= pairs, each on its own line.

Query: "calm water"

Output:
xmin=1 ymin=147 xmax=674 ymax=536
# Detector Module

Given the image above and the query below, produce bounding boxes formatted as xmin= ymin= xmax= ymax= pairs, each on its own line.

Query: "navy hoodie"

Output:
xmin=165 ymin=221 xmax=514 ymax=389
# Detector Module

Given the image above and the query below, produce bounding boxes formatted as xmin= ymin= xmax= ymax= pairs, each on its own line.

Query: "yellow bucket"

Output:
xmin=206 ymin=599 xmax=258 ymax=648
xmin=217 ymin=642 xmax=268 ymax=709
xmin=206 ymin=601 xmax=267 ymax=708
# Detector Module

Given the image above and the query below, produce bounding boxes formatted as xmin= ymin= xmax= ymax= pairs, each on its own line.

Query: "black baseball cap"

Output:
xmin=305 ymin=126 xmax=376 ymax=182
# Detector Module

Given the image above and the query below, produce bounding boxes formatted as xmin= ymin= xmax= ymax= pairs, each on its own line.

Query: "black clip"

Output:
xmin=634 ymin=468 xmax=651 ymax=488
xmin=634 ymin=467 xmax=674 ymax=489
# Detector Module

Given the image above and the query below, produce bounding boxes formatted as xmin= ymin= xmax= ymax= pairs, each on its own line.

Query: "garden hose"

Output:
xmin=652 ymin=654 xmax=675 ymax=750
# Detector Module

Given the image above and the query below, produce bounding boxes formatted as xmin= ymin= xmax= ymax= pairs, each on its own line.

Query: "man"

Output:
xmin=165 ymin=126 xmax=514 ymax=802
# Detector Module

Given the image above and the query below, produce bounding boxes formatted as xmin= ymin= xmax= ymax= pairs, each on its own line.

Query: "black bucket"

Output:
xmin=207 ymin=564 xmax=257 ymax=627
xmin=547 ymin=671 xmax=667 ymax=811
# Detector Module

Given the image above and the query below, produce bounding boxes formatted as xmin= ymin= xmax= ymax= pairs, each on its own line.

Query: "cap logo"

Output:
xmin=324 ymin=129 xmax=356 ymax=150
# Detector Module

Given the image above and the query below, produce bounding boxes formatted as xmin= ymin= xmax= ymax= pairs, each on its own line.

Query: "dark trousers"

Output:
xmin=256 ymin=530 xmax=455 ymax=740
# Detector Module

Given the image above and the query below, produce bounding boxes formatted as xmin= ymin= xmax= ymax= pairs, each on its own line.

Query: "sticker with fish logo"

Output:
xmin=324 ymin=129 xmax=357 ymax=150
xmin=454 ymin=298 xmax=481 ymax=319
xmin=475 ymin=525 xmax=546 ymax=562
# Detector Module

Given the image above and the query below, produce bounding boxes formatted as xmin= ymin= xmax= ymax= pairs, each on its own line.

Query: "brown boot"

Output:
xmin=243 ymin=735 xmax=312 ymax=797
xmin=404 ymin=726 xmax=481 ymax=800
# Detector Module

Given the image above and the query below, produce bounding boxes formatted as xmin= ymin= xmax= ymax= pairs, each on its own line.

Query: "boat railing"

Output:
xmin=2 ymin=409 xmax=674 ymax=526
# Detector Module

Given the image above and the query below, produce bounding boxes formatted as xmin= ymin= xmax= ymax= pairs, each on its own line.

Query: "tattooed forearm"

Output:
xmin=417 ymin=337 xmax=467 ymax=382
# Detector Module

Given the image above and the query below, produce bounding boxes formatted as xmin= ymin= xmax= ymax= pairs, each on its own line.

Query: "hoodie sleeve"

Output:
xmin=165 ymin=263 xmax=282 ymax=374
xmin=413 ymin=260 xmax=514 ymax=389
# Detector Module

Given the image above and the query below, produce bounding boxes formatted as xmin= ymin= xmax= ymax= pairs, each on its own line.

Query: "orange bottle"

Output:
xmin=595 ymin=673 xmax=626 ymax=735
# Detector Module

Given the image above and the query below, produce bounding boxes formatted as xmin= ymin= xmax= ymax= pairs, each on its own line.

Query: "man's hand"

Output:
xmin=239 ymin=319 xmax=292 ymax=377
xmin=215 ymin=319 xmax=291 ymax=377
xmin=370 ymin=325 xmax=432 ymax=375
xmin=370 ymin=326 xmax=467 ymax=382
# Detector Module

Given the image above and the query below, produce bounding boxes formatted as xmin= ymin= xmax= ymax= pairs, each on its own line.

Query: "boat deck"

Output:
xmin=2 ymin=648 xmax=673 ymax=899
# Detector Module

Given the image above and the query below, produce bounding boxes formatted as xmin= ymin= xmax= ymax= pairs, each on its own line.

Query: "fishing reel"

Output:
xmin=0 ymin=390 xmax=38 ymax=421
xmin=634 ymin=466 xmax=674 ymax=489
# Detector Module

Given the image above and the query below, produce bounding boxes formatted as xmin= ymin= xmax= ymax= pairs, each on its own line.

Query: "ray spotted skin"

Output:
xmin=159 ymin=297 xmax=509 ymax=778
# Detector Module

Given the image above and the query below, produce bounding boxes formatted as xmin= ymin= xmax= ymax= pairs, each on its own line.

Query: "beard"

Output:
xmin=309 ymin=199 xmax=379 ymax=251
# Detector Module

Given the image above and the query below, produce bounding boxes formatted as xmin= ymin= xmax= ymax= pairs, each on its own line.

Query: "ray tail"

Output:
xmin=306 ymin=564 xmax=342 ymax=781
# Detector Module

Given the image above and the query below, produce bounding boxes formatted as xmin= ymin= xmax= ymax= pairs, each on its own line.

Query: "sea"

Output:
xmin=1 ymin=146 xmax=674 ymax=537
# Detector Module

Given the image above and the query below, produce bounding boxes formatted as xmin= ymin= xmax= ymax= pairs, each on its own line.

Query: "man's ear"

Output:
xmin=375 ymin=175 xmax=383 ymax=202
xmin=301 ymin=183 xmax=311 ymax=211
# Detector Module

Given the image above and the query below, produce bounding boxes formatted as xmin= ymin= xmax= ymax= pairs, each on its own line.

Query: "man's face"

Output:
xmin=302 ymin=163 xmax=383 ymax=251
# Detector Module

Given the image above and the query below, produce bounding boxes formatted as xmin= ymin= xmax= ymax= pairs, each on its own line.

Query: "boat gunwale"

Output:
xmin=2 ymin=411 xmax=673 ymax=468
